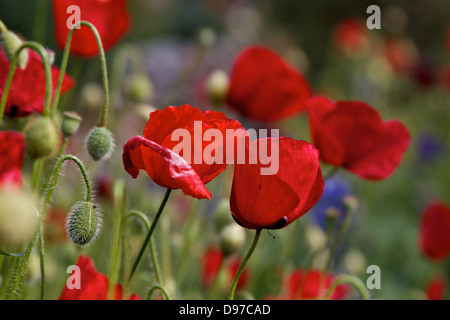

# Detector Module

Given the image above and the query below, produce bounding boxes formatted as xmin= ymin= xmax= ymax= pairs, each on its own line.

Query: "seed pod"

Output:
xmin=65 ymin=201 xmax=102 ymax=246
xmin=85 ymin=126 xmax=114 ymax=161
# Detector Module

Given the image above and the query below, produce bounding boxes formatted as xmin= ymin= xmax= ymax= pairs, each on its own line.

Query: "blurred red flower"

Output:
xmin=332 ymin=18 xmax=368 ymax=54
xmin=280 ymin=269 xmax=349 ymax=300
xmin=123 ymin=105 xmax=244 ymax=199
xmin=439 ymin=65 xmax=450 ymax=91
xmin=52 ymin=0 xmax=130 ymax=58
xmin=420 ymin=202 xmax=450 ymax=260
xmin=425 ymin=276 xmax=447 ymax=300
xmin=0 ymin=131 xmax=25 ymax=190
xmin=230 ymin=137 xmax=324 ymax=229
xmin=0 ymin=48 xmax=74 ymax=117
xmin=201 ymin=247 xmax=248 ymax=289
xmin=382 ymin=37 xmax=417 ymax=76
xmin=307 ymin=96 xmax=410 ymax=180
xmin=225 ymin=46 xmax=312 ymax=122
xmin=59 ymin=255 xmax=139 ymax=300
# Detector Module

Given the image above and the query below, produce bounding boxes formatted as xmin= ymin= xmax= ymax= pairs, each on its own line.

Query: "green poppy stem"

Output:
xmin=228 ymin=229 xmax=262 ymax=300
xmin=324 ymin=274 xmax=370 ymax=300
xmin=128 ymin=188 xmax=172 ymax=283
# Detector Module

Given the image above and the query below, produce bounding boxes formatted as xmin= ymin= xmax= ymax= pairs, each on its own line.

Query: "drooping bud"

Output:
xmin=61 ymin=111 xmax=82 ymax=138
xmin=0 ymin=20 xmax=29 ymax=69
xmin=24 ymin=117 xmax=60 ymax=159
xmin=124 ymin=72 xmax=154 ymax=103
xmin=0 ymin=191 xmax=38 ymax=246
xmin=65 ymin=201 xmax=102 ymax=246
xmin=213 ymin=198 xmax=234 ymax=232
xmin=205 ymin=69 xmax=229 ymax=106
xmin=85 ymin=126 xmax=114 ymax=161
xmin=219 ymin=223 xmax=246 ymax=257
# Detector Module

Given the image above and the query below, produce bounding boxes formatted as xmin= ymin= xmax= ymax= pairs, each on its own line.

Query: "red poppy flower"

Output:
xmin=123 ymin=105 xmax=244 ymax=199
xmin=307 ymin=96 xmax=410 ymax=180
xmin=284 ymin=269 xmax=349 ymax=300
xmin=332 ymin=18 xmax=368 ymax=53
xmin=230 ymin=137 xmax=324 ymax=229
xmin=382 ymin=37 xmax=417 ymax=75
xmin=420 ymin=202 xmax=450 ymax=260
xmin=59 ymin=255 xmax=139 ymax=300
xmin=52 ymin=0 xmax=130 ymax=58
xmin=0 ymin=131 xmax=25 ymax=190
xmin=201 ymin=247 xmax=248 ymax=289
xmin=425 ymin=276 xmax=447 ymax=300
xmin=225 ymin=46 xmax=312 ymax=122
xmin=0 ymin=48 xmax=74 ymax=117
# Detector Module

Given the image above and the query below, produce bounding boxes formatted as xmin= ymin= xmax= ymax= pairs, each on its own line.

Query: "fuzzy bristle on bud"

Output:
xmin=85 ymin=126 xmax=114 ymax=161
xmin=65 ymin=201 xmax=102 ymax=246
xmin=24 ymin=117 xmax=60 ymax=159
xmin=0 ymin=21 xmax=29 ymax=69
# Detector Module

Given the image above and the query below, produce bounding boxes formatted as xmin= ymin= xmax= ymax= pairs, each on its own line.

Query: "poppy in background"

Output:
xmin=0 ymin=131 xmax=25 ymax=190
xmin=225 ymin=46 xmax=312 ymax=122
xmin=230 ymin=137 xmax=324 ymax=230
xmin=122 ymin=105 xmax=244 ymax=199
xmin=279 ymin=269 xmax=349 ymax=300
xmin=52 ymin=0 xmax=130 ymax=58
xmin=425 ymin=276 xmax=447 ymax=300
xmin=420 ymin=202 xmax=450 ymax=261
xmin=307 ymin=95 xmax=410 ymax=180
xmin=0 ymin=48 xmax=73 ymax=117
xmin=332 ymin=17 xmax=368 ymax=54
xmin=59 ymin=255 xmax=139 ymax=300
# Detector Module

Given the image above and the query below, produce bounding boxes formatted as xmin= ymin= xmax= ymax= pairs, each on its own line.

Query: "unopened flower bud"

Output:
xmin=219 ymin=223 xmax=246 ymax=257
xmin=205 ymin=69 xmax=229 ymax=106
xmin=324 ymin=207 xmax=341 ymax=233
xmin=213 ymin=198 xmax=234 ymax=232
xmin=85 ymin=126 xmax=114 ymax=161
xmin=0 ymin=191 xmax=38 ymax=245
xmin=197 ymin=27 xmax=216 ymax=49
xmin=343 ymin=195 xmax=359 ymax=212
xmin=65 ymin=201 xmax=102 ymax=246
xmin=24 ymin=117 xmax=60 ymax=159
xmin=124 ymin=72 xmax=154 ymax=103
xmin=0 ymin=20 xmax=29 ymax=69
xmin=304 ymin=223 xmax=327 ymax=252
xmin=61 ymin=111 xmax=82 ymax=138
xmin=343 ymin=249 xmax=366 ymax=275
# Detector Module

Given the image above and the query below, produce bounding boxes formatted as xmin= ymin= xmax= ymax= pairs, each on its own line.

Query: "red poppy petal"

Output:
xmin=123 ymin=135 xmax=211 ymax=199
xmin=226 ymin=46 xmax=312 ymax=122
xmin=421 ymin=202 xmax=450 ymax=260
xmin=0 ymin=131 xmax=24 ymax=190
xmin=52 ymin=0 xmax=130 ymax=57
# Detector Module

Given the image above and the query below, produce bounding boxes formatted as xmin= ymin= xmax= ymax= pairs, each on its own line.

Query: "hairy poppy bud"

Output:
xmin=0 ymin=20 xmax=29 ymax=69
xmin=61 ymin=111 xmax=82 ymax=138
xmin=213 ymin=198 xmax=234 ymax=232
xmin=219 ymin=223 xmax=246 ymax=257
xmin=85 ymin=126 xmax=114 ymax=161
xmin=65 ymin=201 xmax=102 ymax=246
xmin=205 ymin=69 xmax=229 ymax=106
xmin=0 ymin=191 xmax=38 ymax=245
xmin=124 ymin=72 xmax=153 ymax=103
xmin=24 ymin=117 xmax=60 ymax=159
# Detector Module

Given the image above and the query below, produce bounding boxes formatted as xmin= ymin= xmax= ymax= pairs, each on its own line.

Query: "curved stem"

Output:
xmin=228 ymin=229 xmax=261 ymax=300
xmin=128 ymin=188 xmax=172 ymax=283
xmin=324 ymin=274 xmax=370 ymax=300
xmin=0 ymin=41 xmax=52 ymax=123
xmin=147 ymin=285 xmax=171 ymax=300
xmin=6 ymin=155 xmax=92 ymax=299
xmin=50 ymin=21 xmax=109 ymax=127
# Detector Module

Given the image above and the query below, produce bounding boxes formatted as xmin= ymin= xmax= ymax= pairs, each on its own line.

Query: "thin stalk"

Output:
xmin=147 ymin=285 xmax=171 ymax=300
xmin=228 ymin=229 xmax=262 ymax=300
xmin=128 ymin=189 xmax=172 ymax=283
xmin=324 ymin=274 xmax=370 ymax=300
xmin=0 ymin=41 xmax=53 ymax=123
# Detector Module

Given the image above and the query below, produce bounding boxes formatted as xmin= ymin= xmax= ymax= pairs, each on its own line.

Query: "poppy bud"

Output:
xmin=343 ymin=195 xmax=358 ymax=212
xmin=0 ymin=191 xmax=38 ymax=245
xmin=324 ymin=207 xmax=341 ymax=234
xmin=61 ymin=111 xmax=82 ymax=138
xmin=304 ymin=223 xmax=327 ymax=252
xmin=219 ymin=223 xmax=246 ymax=257
xmin=213 ymin=199 xmax=234 ymax=232
xmin=85 ymin=126 xmax=114 ymax=161
xmin=24 ymin=117 xmax=60 ymax=159
xmin=65 ymin=201 xmax=102 ymax=246
xmin=0 ymin=20 xmax=29 ymax=69
xmin=197 ymin=27 xmax=216 ymax=49
xmin=124 ymin=72 xmax=153 ymax=103
xmin=205 ymin=69 xmax=229 ymax=106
